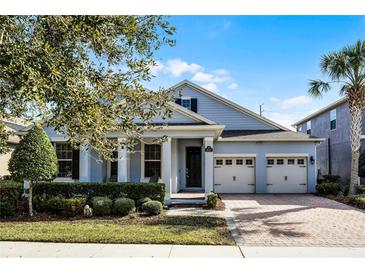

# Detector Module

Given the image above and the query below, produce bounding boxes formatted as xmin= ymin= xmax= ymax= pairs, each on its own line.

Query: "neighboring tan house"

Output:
xmin=293 ymin=97 xmax=365 ymax=184
xmin=0 ymin=120 xmax=28 ymax=178
xmin=20 ymin=81 xmax=323 ymax=203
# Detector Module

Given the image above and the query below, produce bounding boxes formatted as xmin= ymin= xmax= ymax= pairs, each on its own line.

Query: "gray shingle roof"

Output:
xmin=219 ymin=130 xmax=323 ymax=142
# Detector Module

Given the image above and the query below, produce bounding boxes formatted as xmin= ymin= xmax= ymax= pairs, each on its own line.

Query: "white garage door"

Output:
xmin=214 ymin=157 xmax=255 ymax=193
xmin=266 ymin=158 xmax=307 ymax=193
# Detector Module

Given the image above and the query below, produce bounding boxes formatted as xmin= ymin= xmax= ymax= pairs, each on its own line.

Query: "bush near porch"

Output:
xmin=32 ymin=182 xmax=165 ymax=203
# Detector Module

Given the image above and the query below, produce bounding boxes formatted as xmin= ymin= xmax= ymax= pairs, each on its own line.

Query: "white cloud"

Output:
xmin=228 ymin=83 xmax=238 ymax=90
xmin=202 ymin=83 xmax=220 ymax=93
xmin=165 ymin=59 xmax=202 ymax=77
xmin=149 ymin=60 xmax=164 ymax=76
xmin=191 ymin=69 xmax=231 ymax=83
xmin=281 ymin=96 xmax=313 ymax=109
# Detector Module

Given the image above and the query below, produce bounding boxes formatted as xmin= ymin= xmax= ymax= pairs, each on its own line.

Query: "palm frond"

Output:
xmin=308 ymin=80 xmax=331 ymax=97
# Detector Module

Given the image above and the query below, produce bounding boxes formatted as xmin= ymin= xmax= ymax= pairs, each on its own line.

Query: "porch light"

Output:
xmin=310 ymin=156 xmax=315 ymax=165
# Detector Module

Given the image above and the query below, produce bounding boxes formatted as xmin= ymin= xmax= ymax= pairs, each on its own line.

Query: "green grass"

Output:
xmin=0 ymin=215 xmax=234 ymax=245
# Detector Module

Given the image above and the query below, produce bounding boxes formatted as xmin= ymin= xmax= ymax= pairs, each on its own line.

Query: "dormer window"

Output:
xmin=175 ymin=97 xmax=198 ymax=113
xmin=181 ymin=98 xmax=191 ymax=110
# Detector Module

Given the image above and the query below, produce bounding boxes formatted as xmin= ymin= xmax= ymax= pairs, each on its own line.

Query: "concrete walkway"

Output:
xmin=0 ymin=241 xmax=243 ymax=258
xmin=1 ymin=241 xmax=364 ymax=258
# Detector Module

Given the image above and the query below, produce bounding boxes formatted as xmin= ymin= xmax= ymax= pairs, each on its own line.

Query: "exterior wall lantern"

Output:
xmin=310 ymin=156 xmax=315 ymax=165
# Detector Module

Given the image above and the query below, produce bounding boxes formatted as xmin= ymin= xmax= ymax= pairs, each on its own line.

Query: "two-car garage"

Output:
xmin=213 ymin=154 xmax=308 ymax=194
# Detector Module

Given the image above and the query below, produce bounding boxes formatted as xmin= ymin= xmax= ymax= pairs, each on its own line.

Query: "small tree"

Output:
xmin=8 ymin=124 xmax=57 ymax=216
xmin=359 ymin=150 xmax=365 ymax=178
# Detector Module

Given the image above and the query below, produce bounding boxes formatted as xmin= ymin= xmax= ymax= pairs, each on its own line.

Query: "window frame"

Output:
xmin=330 ymin=109 xmax=337 ymax=130
xmin=141 ymin=143 xmax=162 ymax=179
xmin=181 ymin=97 xmax=191 ymax=110
xmin=225 ymin=159 xmax=233 ymax=165
xmin=306 ymin=120 xmax=311 ymax=135
xmin=236 ymin=159 xmax=243 ymax=165
xmin=54 ymin=142 xmax=73 ymax=178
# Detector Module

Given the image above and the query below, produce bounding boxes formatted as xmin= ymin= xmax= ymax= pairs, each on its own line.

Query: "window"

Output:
xmin=267 ymin=159 xmax=274 ymax=165
xmin=306 ymin=121 xmax=311 ymax=135
xmin=297 ymin=159 xmax=305 ymax=165
xmin=181 ymin=98 xmax=191 ymax=110
xmin=330 ymin=109 xmax=337 ymax=130
xmin=236 ymin=159 xmax=243 ymax=165
xmin=277 ymin=159 xmax=284 ymax=165
xmin=246 ymin=159 xmax=253 ymax=165
xmin=216 ymin=159 xmax=223 ymax=165
xmin=288 ymin=159 xmax=295 ymax=165
xmin=144 ymin=144 xmax=161 ymax=178
xmin=225 ymin=159 xmax=232 ymax=165
xmin=55 ymin=143 xmax=73 ymax=177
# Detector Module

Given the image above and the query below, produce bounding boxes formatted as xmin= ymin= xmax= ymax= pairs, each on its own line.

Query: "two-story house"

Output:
xmin=293 ymin=97 xmax=365 ymax=184
xmin=18 ymin=80 xmax=323 ymax=203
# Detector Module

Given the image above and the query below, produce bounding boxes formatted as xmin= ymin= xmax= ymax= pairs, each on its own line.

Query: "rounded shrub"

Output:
xmin=92 ymin=196 xmax=113 ymax=216
xmin=316 ymin=182 xmax=342 ymax=195
xmin=347 ymin=194 xmax=365 ymax=209
xmin=0 ymin=201 xmax=16 ymax=217
xmin=136 ymin=197 xmax=152 ymax=208
xmin=141 ymin=200 xmax=163 ymax=215
xmin=62 ymin=197 xmax=86 ymax=217
xmin=206 ymin=193 xmax=219 ymax=209
xmin=113 ymin=198 xmax=135 ymax=216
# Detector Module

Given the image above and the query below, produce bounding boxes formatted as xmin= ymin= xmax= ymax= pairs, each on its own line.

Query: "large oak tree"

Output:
xmin=0 ymin=16 xmax=175 ymax=157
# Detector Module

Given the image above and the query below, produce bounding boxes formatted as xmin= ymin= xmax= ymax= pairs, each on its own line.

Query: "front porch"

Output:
xmin=78 ymin=125 xmax=223 ymax=203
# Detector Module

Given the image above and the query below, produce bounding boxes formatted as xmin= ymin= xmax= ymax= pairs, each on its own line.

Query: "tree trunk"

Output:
xmin=28 ymin=180 xmax=33 ymax=217
xmin=349 ymin=107 xmax=362 ymax=195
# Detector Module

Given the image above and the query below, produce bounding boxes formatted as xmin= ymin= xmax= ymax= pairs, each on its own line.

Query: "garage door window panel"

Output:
xmin=236 ymin=159 xmax=243 ymax=165
xmin=277 ymin=159 xmax=284 ymax=165
xmin=267 ymin=159 xmax=274 ymax=165
xmin=225 ymin=159 xmax=232 ymax=165
xmin=216 ymin=159 xmax=223 ymax=165
xmin=246 ymin=159 xmax=253 ymax=165
xmin=288 ymin=159 xmax=295 ymax=165
xmin=297 ymin=159 xmax=305 ymax=165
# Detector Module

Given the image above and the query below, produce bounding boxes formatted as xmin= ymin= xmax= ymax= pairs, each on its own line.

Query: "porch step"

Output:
xmin=168 ymin=199 xmax=206 ymax=206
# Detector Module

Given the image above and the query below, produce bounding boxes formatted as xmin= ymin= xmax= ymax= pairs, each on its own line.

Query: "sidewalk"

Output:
xmin=0 ymin=241 xmax=243 ymax=258
xmin=1 ymin=241 xmax=364 ymax=258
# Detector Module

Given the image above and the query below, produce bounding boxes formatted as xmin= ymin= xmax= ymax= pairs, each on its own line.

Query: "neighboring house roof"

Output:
xmin=170 ymin=80 xmax=290 ymax=131
xmin=2 ymin=119 xmax=29 ymax=144
xmin=292 ymin=97 xmax=347 ymax=127
xmin=218 ymin=130 xmax=324 ymax=142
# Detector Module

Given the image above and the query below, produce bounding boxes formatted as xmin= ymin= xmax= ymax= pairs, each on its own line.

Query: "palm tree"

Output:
xmin=309 ymin=40 xmax=365 ymax=195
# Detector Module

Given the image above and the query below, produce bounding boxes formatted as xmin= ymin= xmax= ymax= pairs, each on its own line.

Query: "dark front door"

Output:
xmin=186 ymin=147 xmax=202 ymax=188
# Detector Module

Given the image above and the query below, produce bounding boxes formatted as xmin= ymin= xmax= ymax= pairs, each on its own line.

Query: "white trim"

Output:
xmin=140 ymin=142 xmax=162 ymax=181
xmin=265 ymin=153 xmax=309 ymax=157
xmin=170 ymin=80 xmax=289 ymax=131
xmin=361 ymin=135 xmax=365 ymax=139
xmin=49 ymin=136 xmax=69 ymax=142
xmin=53 ymin=177 xmax=76 ymax=182
xmin=167 ymin=102 xmax=217 ymax=125
xmin=292 ymin=97 xmax=347 ymax=126
xmin=214 ymin=153 xmax=257 ymax=158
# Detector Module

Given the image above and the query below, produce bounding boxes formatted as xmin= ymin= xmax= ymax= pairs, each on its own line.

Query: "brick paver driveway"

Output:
xmin=222 ymin=194 xmax=365 ymax=247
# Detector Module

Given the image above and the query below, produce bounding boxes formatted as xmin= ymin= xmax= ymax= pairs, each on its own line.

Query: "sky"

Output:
xmin=146 ymin=16 xmax=365 ymax=129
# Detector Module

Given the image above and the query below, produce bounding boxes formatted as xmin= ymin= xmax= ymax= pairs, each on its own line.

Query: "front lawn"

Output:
xmin=0 ymin=215 xmax=234 ymax=245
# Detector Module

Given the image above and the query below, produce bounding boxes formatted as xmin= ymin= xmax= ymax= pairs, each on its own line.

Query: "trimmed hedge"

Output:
xmin=33 ymin=182 xmax=165 ymax=203
xmin=137 ymin=197 xmax=152 ymax=209
xmin=141 ymin=200 xmax=163 ymax=215
xmin=43 ymin=196 xmax=86 ymax=216
xmin=0 ymin=180 xmax=24 ymax=216
xmin=113 ymin=198 xmax=135 ymax=216
xmin=92 ymin=196 xmax=113 ymax=216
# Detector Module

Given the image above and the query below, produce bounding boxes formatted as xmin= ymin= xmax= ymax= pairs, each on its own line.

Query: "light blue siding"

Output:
xmin=129 ymin=141 xmax=142 ymax=182
xmin=214 ymin=141 xmax=318 ymax=193
xmin=172 ymin=85 xmax=276 ymax=130
xmin=89 ymin=148 xmax=106 ymax=182
xmin=134 ymin=109 xmax=199 ymax=124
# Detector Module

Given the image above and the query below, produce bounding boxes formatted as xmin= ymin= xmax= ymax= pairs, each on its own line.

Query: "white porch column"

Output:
xmin=204 ymin=137 xmax=214 ymax=194
xmin=162 ymin=137 xmax=172 ymax=201
xmin=117 ymin=138 xmax=129 ymax=182
xmin=79 ymin=142 xmax=90 ymax=182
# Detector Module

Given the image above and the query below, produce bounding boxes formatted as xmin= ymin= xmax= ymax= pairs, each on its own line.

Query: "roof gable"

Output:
xmin=170 ymin=80 xmax=288 ymax=131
